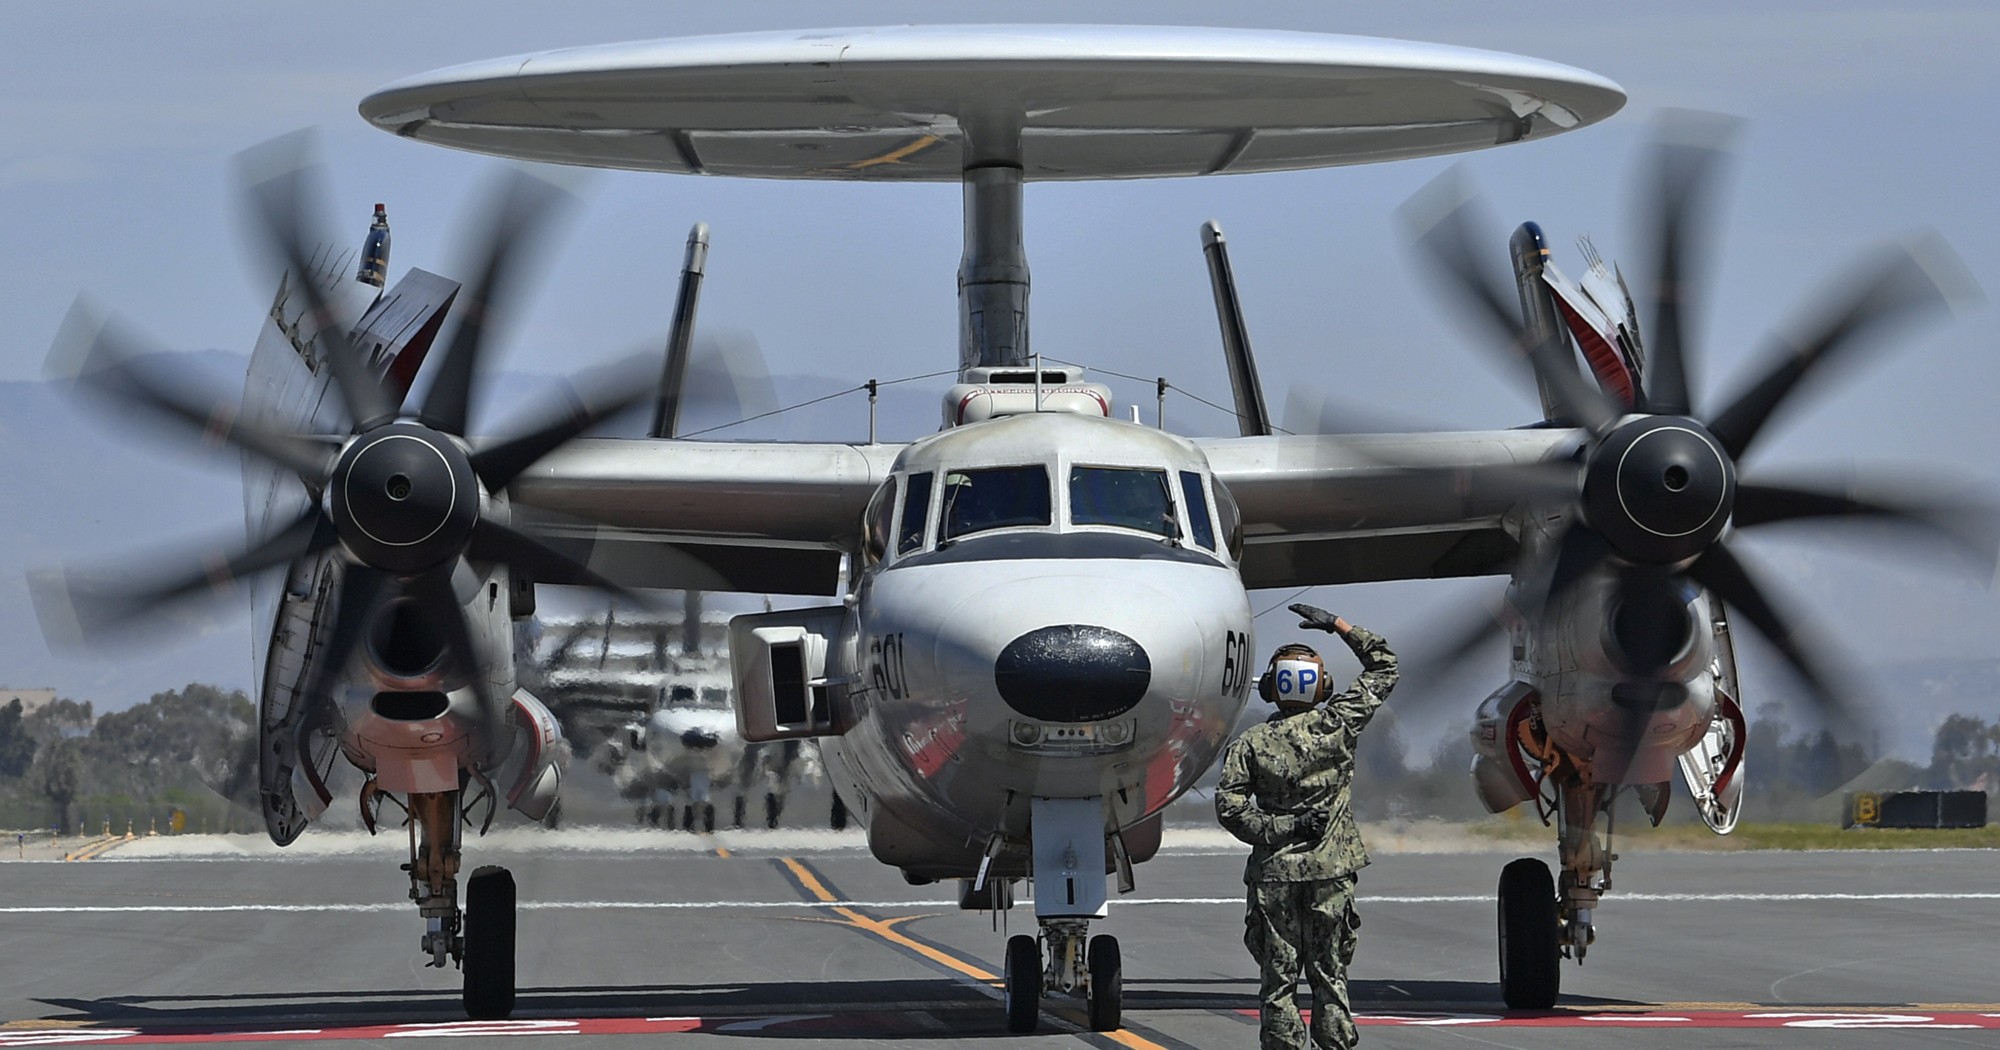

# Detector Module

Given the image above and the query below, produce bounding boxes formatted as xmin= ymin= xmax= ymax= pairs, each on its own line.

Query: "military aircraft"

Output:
xmin=32 ymin=24 xmax=1985 ymax=1032
xmin=530 ymin=596 xmax=825 ymax=830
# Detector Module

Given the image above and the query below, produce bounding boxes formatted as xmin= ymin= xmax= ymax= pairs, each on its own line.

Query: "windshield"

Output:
xmin=1070 ymin=466 xmax=1174 ymax=539
xmin=941 ymin=466 xmax=1051 ymax=542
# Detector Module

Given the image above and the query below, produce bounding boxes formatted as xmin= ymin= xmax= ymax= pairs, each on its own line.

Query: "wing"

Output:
xmin=1198 ymin=428 xmax=1585 ymax=589
xmin=508 ymin=439 xmax=904 ymax=595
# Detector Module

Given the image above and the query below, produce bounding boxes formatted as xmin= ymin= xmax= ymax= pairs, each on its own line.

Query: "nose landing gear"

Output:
xmin=1003 ymin=797 xmax=1125 ymax=1033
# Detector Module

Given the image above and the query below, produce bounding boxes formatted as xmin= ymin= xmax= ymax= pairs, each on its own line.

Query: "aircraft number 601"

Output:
xmin=871 ymin=633 xmax=908 ymax=700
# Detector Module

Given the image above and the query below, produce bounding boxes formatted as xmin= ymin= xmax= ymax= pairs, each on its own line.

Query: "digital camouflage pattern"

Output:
xmin=1216 ymin=622 xmax=1396 ymax=1050
xmin=1244 ymin=876 xmax=1360 ymax=1050
xmin=1214 ymin=625 xmax=1397 ymax=884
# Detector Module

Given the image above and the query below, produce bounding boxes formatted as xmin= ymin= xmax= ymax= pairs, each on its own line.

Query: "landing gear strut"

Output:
xmin=1554 ymin=781 xmax=1613 ymax=966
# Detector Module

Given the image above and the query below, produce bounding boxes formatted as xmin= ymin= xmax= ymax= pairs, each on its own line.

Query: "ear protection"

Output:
xmin=1256 ymin=643 xmax=1332 ymax=706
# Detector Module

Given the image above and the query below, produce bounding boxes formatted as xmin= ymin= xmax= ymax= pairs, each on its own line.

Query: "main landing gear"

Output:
xmin=373 ymin=782 xmax=518 ymax=1019
xmin=1003 ymin=920 xmax=1123 ymax=1033
xmin=1497 ymin=781 xmax=1626 ymax=1010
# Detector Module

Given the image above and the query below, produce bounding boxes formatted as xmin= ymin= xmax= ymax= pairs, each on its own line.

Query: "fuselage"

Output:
xmin=816 ymin=413 xmax=1254 ymax=878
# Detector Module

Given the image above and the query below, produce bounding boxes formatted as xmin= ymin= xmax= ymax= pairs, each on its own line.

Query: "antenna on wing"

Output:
xmin=652 ymin=222 xmax=709 ymax=438
xmin=1199 ymin=221 xmax=1273 ymax=437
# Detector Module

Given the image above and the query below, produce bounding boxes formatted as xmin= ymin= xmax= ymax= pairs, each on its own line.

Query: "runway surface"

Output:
xmin=4 ymin=830 xmax=2000 ymax=1047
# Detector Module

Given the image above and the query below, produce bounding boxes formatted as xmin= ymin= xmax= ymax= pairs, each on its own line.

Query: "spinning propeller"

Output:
xmin=37 ymin=136 xmax=671 ymax=766
xmin=1399 ymin=114 xmax=1988 ymax=777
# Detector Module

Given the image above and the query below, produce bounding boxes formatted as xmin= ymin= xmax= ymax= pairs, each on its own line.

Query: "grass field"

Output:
xmin=1463 ymin=818 xmax=2000 ymax=851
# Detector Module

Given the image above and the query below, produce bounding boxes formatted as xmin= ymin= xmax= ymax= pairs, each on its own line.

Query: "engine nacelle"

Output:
xmin=730 ymin=606 xmax=852 ymax=741
xmin=504 ymin=688 xmax=565 ymax=822
xmin=1469 ymin=681 xmax=1540 ymax=814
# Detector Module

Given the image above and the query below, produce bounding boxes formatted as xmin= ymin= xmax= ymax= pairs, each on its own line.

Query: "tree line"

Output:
xmin=0 ymin=684 xmax=256 ymax=835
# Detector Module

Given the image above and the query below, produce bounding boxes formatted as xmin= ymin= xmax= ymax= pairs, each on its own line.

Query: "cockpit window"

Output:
xmin=941 ymin=466 xmax=1051 ymax=542
xmin=898 ymin=472 xmax=933 ymax=555
xmin=1179 ymin=471 xmax=1216 ymax=550
xmin=1070 ymin=466 xmax=1175 ymax=539
xmin=863 ymin=477 xmax=896 ymax=565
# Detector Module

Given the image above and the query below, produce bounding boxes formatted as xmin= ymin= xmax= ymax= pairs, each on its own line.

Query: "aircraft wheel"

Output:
xmin=701 ymin=802 xmax=716 ymax=834
xmin=765 ymin=791 xmax=782 ymax=829
xmin=1497 ymin=857 xmax=1560 ymax=1010
xmin=462 ymin=866 xmax=517 ymax=1020
xmin=830 ymin=793 xmax=848 ymax=830
xmin=680 ymin=804 xmax=695 ymax=831
xmin=732 ymin=795 xmax=747 ymax=829
xmin=1087 ymin=933 xmax=1121 ymax=1031
xmin=1004 ymin=933 xmax=1040 ymax=1033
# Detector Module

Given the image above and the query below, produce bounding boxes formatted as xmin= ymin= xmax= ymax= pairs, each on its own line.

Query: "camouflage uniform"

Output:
xmin=1216 ymin=624 xmax=1397 ymax=1050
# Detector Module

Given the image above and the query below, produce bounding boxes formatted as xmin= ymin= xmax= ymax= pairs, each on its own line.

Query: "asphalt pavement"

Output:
xmin=3 ymin=829 xmax=1999 ymax=1047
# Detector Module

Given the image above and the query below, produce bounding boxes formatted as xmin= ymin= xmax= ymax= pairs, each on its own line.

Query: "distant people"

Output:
xmin=1216 ymin=603 xmax=1398 ymax=1050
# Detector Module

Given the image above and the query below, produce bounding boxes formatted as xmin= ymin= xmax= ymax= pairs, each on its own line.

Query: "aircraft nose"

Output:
xmin=993 ymin=624 xmax=1151 ymax=722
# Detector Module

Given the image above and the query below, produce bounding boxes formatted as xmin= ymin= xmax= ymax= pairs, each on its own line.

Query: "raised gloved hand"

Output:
xmin=1295 ymin=808 xmax=1331 ymax=841
xmin=1289 ymin=603 xmax=1349 ymax=635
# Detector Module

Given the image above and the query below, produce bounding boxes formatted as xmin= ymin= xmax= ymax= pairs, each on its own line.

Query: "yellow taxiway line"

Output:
xmin=777 ymin=856 xmax=1170 ymax=1049
xmin=62 ymin=837 xmax=125 ymax=862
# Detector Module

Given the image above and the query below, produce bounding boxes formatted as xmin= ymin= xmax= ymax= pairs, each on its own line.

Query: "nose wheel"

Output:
xmin=1002 ymin=921 xmax=1123 ymax=1033
xmin=1004 ymin=933 xmax=1039 ymax=1033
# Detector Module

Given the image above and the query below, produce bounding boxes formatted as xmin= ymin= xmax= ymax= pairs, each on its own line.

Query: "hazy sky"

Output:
xmin=5 ymin=2 xmax=1999 ymax=750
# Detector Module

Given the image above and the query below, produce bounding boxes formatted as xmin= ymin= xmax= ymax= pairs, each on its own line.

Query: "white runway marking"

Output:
xmin=5 ymin=890 xmax=2000 ymax=915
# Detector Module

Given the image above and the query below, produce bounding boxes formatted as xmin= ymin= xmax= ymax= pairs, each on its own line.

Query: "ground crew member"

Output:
xmin=1216 ymin=603 xmax=1397 ymax=1050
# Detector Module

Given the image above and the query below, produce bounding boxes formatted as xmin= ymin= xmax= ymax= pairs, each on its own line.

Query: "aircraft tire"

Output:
xmin=830 ymin=793 xmax=848 ymax=830
xmin=1087 ymin=934 xmax=1121 ymax=1031
xmin=733 ymin=795 xmax=747 ymax=829
xmin=1497 ymin=857 xmax=1560 ymax=1010
xmin=1004 ymin=933 xmax=1040 ymax=1033
xmin=702 ymin=802 xmax=716 ymax=834
xmin=462 ymin=866 xmax=517 ymax=1020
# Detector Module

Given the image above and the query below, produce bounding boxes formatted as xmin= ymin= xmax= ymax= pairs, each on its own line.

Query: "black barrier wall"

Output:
xmin=1843 ymin=790 xmax=1988 ymax=829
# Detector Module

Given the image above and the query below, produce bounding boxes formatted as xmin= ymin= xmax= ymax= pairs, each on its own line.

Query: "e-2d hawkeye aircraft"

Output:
xmin=36 ymin=24 xmax=1987 ymax=1031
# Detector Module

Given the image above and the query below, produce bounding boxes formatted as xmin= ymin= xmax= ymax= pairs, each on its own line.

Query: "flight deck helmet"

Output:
xmin=1257 ymin=643 xmax=1332 ymax=709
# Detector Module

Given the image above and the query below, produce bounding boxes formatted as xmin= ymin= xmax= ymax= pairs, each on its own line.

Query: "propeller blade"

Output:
xmin=469 ymin=357 xmax=653 ymax=491
xmin=237 ymin=132 xmax=398 ymax=431
xmin=298 ymin=564 xmax=395 ymax=737
xmin=1412 ymin=599 xmax=1512 ymax=687
xmin=1734 ymin=476 xmax=1999 ymax=573
xmin=1400 ymin=172 xmax=1621 ymax=435
xmin=1638 ymin=112 xmax=1737 ymax=416
xmin=49 ymin=300 xmax=340 ymax=480
xmin=1538 ymin=524 xmax=1612 ymax=621
xmin=407 ymin=566 xmax=502 ymax=765
xmin=468 ymin=519 xmax=650 ymax=603
xmin=1685 ymin=541 xmax=1857 ymax=731
xmin=1707 ymin=234 xmax=1973 ymax=461
xmin=418 ymin=169 xmax=576 ymax=436
xmin=32 ymin=509 xmax=337 ymax=648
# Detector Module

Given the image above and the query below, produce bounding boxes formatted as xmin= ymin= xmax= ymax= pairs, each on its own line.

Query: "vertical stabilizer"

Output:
xmin=1199 ymin=221 xmax=1273 ymax=437
xmin=652 ymin=223 xmax=710 ymax=438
